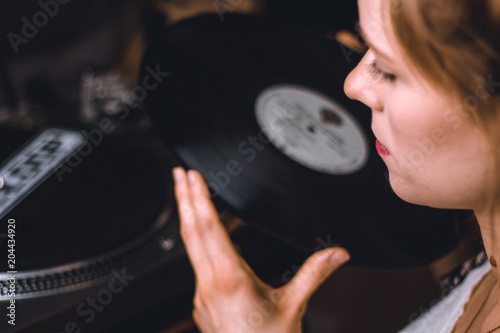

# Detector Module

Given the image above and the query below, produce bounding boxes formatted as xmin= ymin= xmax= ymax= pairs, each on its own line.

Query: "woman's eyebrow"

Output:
xmin=355 ymin=22 xmax=393 ymax=62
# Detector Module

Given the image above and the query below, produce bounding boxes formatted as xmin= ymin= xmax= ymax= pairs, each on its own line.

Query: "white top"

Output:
xmin=399 ymin=261 xmax=491 ymax=333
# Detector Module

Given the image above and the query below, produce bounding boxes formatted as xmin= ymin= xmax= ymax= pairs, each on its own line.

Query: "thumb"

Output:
xmin=284 ymin=248 xmax=350 ymax=306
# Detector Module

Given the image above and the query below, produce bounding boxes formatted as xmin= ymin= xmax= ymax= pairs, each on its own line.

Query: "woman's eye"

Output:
xmin=370 ymin=61 xmax=396 ymax=82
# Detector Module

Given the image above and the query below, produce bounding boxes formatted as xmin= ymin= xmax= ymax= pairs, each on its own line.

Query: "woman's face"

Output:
xmin=344 ymin=0 xmax=492 ymax=211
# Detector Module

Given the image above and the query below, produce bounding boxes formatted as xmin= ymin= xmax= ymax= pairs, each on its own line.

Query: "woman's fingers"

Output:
xmin=173 ymin=167 xmax=349 ymax=333
xmin=284 ymin=247 xmax=350 ymax=309
xmin=173 ymin=167 xmax=243 ymax=277
xmin=173 ymin=167 xmax=210 ymax=274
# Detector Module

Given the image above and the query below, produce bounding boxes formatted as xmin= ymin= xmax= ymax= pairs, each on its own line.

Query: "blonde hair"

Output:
xmin=390 ymin=0 xmax=500 ymax=216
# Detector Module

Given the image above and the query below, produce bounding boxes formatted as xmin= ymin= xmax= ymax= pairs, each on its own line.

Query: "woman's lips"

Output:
xmin=376 ymin=139 xmax=390 ymax=156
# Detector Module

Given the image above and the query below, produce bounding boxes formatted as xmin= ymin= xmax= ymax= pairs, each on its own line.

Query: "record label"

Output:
xmin=255 ymin=85 xmax=369 ymax=175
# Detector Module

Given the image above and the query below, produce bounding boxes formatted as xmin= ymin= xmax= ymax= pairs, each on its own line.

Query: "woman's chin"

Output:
xmin=387 ymin=173 xmax=428 ymax=207
xmin=388 ymin=175 xmax=455 ymax=209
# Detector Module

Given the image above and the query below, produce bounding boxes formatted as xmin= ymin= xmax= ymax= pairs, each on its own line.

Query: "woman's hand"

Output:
xmin=172 ymin=167 xmax=350 ymax=333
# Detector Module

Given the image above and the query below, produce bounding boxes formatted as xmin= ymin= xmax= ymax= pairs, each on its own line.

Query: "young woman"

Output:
xmin=171 ymin=0 xmax=500 ymax=331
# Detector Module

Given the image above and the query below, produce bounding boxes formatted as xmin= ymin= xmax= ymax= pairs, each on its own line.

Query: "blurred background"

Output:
xmin=0 ymin=0 xmax=358 ymax=123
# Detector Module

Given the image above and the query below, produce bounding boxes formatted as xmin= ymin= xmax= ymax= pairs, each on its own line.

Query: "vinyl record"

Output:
xmin=143 ymin=14 xmax=465 ymax=268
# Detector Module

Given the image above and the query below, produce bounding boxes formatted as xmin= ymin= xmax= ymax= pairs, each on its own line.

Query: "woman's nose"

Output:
xmin=344 ymin=54 xmax=384 ymax=112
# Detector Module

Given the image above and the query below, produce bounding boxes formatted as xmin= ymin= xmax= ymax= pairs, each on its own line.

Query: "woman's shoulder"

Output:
xmin=399 ymin=251 xmax=491 ymax=333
